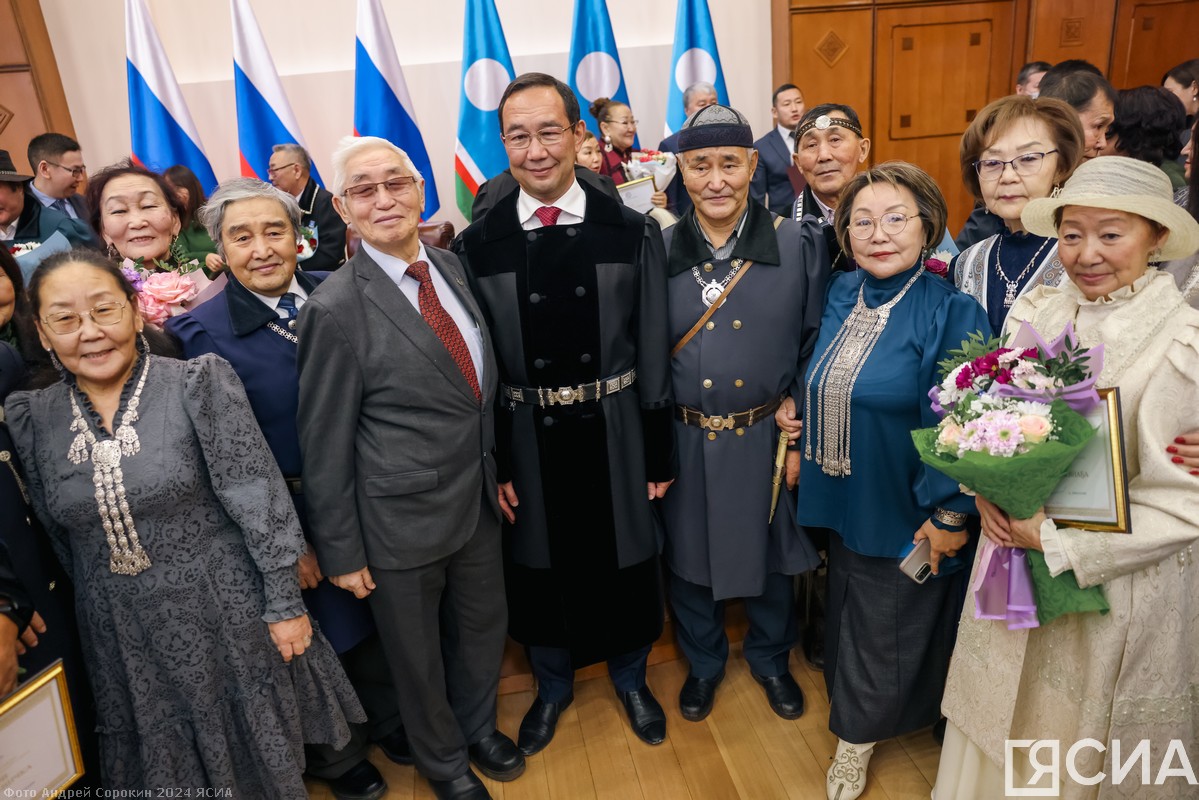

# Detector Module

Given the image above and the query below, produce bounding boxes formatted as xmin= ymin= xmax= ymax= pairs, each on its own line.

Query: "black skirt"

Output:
xmin=823 ymin=531 xmax=964 ymax=743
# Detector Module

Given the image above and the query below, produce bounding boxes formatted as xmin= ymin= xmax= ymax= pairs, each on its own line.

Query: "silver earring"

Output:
xmin=47 ymin=348 xmax=65 ymax=374
xmin=1050 ymin=184 xmax=1062 ymax=199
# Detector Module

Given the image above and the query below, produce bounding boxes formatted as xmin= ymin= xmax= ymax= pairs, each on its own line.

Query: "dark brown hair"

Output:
xmin=958 ymin=95 xmax=1084 ymax=201
xmin=834 ymin=161 xmax=948 ymax=257
xmin=84 ymin=160 xmax=186 ymax=246
xmin=28 ymin=248 xmax=139 ymax=318
xmin=163 ymin=164 xmax=208 ymax=227
xmin=0 ymin=247 xmax=40 ymax=363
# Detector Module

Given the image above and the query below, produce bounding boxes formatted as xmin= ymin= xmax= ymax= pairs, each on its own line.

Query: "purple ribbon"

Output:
xmin=972 ymin=538 xmax=1039 ymax=629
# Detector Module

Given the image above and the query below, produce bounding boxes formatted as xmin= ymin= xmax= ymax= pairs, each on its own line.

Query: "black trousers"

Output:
xmin=367 ymin=512 xmax=507 ymax=782
xmin=304 ymin=633 xmax=405 ymax=779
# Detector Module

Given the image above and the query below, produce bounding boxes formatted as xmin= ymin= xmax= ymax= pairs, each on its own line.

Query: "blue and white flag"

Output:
xmin=125 ymin=0 xmax=217 ymax=194
xmin=455 ymin=0 xmax=515 ymax=219
xmin=568 ymin=0 xmax=636 ymax=147
xmin=231 ymin=0 xmax=321 ymax=184
xmin=355 ymin=0 xmax=439 ymax=218
xmin=664 ymin=0 xmax=729 ymax=137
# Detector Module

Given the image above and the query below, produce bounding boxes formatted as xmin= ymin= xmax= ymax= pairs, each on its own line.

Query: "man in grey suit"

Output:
xmin=297 ymin=135 xmax=522 ymax=800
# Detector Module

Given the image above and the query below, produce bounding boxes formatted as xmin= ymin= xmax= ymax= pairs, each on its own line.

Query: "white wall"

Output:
xmin=40 ymin=0 xmax=772 ymax=230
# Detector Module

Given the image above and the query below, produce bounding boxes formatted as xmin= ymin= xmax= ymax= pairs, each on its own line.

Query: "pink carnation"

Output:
xmin=955 ymin=366 xmax=975 ymax=389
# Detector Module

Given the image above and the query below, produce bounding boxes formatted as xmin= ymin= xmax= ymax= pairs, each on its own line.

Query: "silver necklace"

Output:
xmin=995 ymin=235 xmax=1051 ymax=308
xmin=267 ymin=321 xmax=298 ymax=343
xmin=67 ymin=355 xmax=153 ymax=576
xmin=692 ymin=258 xmax=746 ymax=307
xmin=804 ymin=267 xmax=925 ymax=476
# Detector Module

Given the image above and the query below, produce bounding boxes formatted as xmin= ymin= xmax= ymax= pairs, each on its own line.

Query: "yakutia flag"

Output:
xmin=355 ymin=0 xmax=440 ymax=217
xmin=664 ymin=0 xmax=729 ymax=137
xmin=230 ymin=0 xmax=322 ymax=184
xmin=125 ymin=0 xmax=217 ymax=194
xmin=455 ymin=0 xmax=514 ymax=220
xmin=568 ymin=0 xmax=637 ymax=148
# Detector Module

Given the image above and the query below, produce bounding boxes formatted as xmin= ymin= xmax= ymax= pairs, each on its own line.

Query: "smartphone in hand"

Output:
xmin=899 ymin=538 xmax=933 ymax=584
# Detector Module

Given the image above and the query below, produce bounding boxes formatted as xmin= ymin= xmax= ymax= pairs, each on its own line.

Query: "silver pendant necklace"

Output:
xmin=995 ymin=235 xmax=1051 ymax=308
xmin=67 ymin=354 xmax=153 ymax=576
xmin=692 ymin=258 xmax=746 ymax=307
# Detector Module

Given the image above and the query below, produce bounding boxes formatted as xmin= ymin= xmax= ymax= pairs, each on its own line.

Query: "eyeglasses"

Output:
xmin=42 ymin=301 xmax=127 ymax=334
xmin=973 ymin=150 xmax=1058 ymax=179
xmin=502 ymin=126 xmax=570 ymax=150
xmin=47 ymin=161 xmax=87 ymax=178
xmin=606 ymin=118 xmax=638 ymax=127
xmin=848 ymin=212 xmax=913 ymax=239
xmin=342 ymin=176 xmax=418 ymax=201
xmin=266 ymin=162 xmax=299 ymax=176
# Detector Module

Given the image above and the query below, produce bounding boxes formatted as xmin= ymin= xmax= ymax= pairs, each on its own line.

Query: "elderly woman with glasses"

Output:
xmin=952 ymin=95 xmax=1085 ymax=335
xmin=4 ymin=249 xmax=364 ymax=795
xmin=787 ymin=162 xmax=988 ymax=800
xmin=589 ymin=97 xmax=668 ymax=210
xmin=936 ymin=156 xmax=1199 ymax=800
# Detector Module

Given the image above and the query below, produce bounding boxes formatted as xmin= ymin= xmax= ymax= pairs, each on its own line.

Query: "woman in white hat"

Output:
xmin=935 ymin=156 xmax=1199 ymax=799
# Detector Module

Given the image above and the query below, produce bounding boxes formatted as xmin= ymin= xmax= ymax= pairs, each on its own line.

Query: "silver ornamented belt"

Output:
xmin=502 ymin=368 xmax=637 ymax=408
xmin=675 ymin=395 xmax=783 ymax=432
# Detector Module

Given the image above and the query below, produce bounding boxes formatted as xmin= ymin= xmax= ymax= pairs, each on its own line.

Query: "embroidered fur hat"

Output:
xmin=1022 ymin=155 xmax=1199 ymax=260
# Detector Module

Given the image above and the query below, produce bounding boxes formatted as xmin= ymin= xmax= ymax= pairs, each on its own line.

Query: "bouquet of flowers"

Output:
xmin=122 ymin=256 xmax=211 ymax=326
xmin=296 ymin=224 xmax=318 ymax=262
xmin=623 ymin=149 xmax=677 ymax=192
xmin=911 ymin=321 xmax=1107 ymax=627
xmin=8 ymin=241 xmax=41 ymax=256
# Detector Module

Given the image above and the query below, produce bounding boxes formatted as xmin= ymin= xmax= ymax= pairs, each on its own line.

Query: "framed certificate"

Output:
xmin=617 ymin=175 xmax=657 ymax=214
xmin=1045 ymin=388 xmax=1131 ymax=533
xmin=0 ymin=660 xmax=84 ymax=796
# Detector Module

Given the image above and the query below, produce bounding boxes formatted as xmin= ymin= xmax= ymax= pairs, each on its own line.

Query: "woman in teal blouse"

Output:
xmin=788 ymin=162 xmax=989 ymax=800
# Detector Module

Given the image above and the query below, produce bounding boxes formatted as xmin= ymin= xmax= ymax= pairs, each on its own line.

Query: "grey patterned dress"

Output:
xmin=5 ymin=353 xmax=364 ymax=795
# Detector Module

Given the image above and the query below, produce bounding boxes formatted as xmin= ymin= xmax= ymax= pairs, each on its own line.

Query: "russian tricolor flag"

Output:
xmin=355 ymin=0 xmax=439 ymax=218
xmin=455 ymin=0 xmax=514 ymax=220
xmin=125 ymin=0 xmax=217 ymax=195
xmin=230 ymin=0 xmax=322 ymax=184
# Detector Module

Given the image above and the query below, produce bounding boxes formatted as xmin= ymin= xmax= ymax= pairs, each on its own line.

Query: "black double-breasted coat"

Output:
xmin=454 ymin=180 xmax=677 ymax=665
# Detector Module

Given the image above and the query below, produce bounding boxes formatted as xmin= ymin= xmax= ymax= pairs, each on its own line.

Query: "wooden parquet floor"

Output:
xmin=304 ymin=645 xmax=941 ymax=800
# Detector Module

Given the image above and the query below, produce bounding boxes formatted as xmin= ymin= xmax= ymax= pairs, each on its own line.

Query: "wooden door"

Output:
xmin=0 ymin=0 xmax=74 ymax=168
xmin=875 ymin=2 xmax=1019 ymax=229
xmin=1110 ymin=0 xmax=1199 ymax=88
xmin=1027 ymin=0 xmax=1118 ymax=72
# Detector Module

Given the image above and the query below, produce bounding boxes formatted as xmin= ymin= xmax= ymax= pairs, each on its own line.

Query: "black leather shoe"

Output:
xmin=376 ymin=728 xmax=414 ymax=766
xmin=617 ymin=686 xmax=667 ymax=745
xmin=326 ymin=759 xmax=387 ymax=800
xmin=753 ymin=671 xmax=805 ymax=720
xmin=428 ymin=770 xmax=491 ymax=800
xmin=678 ymin=670 xmax=724 ymax=721
xmin=468 ymin=730 xmax=525 ymax=781
xmin=518 ymin=695 xmax=573 ymax=756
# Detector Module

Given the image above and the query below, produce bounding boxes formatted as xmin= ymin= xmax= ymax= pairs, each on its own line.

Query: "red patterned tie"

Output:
xmin=405 ymin=261 xmax=481 ymax=402
xmin=534 ymin=205 xmax=562 ymax=226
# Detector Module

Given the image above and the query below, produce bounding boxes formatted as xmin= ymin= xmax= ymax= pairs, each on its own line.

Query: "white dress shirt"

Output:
xmin=0 ymin=220 xmax=16 ymax=241
xmin=517 ymin=179 xmax=587 ymax=230
xmin=776 ymin=124 xmax=796 ymax=154
xmin=361 ymin=240 xmax=485 ymax=388
xmin=250 ymin=276 xmax=308 ymax=319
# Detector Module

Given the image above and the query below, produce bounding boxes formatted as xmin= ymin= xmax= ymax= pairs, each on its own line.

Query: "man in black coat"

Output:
xmin=454 ymin=73 xmax=677 ymax=755
xmin=268 ymin=143 xmax=347 ymax=271
xmin=749 ymin=84 xmax=808 ymax=216
xmin=0 ymin=150 xmax=94 ymax=257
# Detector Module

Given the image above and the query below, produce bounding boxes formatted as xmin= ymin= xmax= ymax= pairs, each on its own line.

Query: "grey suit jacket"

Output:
xmin=296 ymin=245 xmax=501 ymax=575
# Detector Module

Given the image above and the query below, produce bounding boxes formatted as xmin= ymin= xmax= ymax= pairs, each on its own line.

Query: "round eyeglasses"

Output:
xmin=848 ymin=212 xmax=913 ymax=240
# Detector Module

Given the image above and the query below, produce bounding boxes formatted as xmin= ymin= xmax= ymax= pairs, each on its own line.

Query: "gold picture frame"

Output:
xmin=616 ymin=174 xmax=657 ymax=214
xmin=1044 ymin=387 xmax=1131 ymax=533
xmin=0 ymin=660 xmax=84 ymax=796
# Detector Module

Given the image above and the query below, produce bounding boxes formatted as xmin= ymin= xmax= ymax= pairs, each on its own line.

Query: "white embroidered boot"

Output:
xmin=827 ymin=738 xmax=876 ymax=800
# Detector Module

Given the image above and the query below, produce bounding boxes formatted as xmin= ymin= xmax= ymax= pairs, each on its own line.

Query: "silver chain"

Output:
xmin=692 ymin=258 xmax=746 ymax=307
xmin=267 ymin=321 xmax=298 ymax=343
xmin=995 ymin=235 xmax=1052 ymax=307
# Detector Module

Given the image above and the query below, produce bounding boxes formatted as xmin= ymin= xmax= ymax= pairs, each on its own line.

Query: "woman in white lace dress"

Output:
xmin=935 ymin=157 xmax=1199 ymax=799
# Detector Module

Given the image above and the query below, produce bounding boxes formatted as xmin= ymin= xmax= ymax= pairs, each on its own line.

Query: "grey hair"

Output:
xmin=271 ymin=143 xmax=310 ymax=176
xmin=198 ymin=177 xmax=303 ymax=257
xmin=683 ymin=82 xmax=717 ymax=111
xmin=330 ymin=136 xmax=423 ymax=197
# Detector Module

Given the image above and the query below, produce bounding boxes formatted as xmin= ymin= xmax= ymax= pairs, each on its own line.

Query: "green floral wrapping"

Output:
xmin=910 ymin=400 xmax=1097 ymax=520
xmin=1025 ymin=549 xmax=1110 ymax=624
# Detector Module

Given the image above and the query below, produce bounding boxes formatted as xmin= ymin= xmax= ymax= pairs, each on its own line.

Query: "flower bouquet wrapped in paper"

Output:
xmin=911 ymin=321 xmax=1108 ymax=627
xmin=122 ymin=256 xmax=210 ymax=326
xmin=623 ymin=149 xmax=677 ymax=192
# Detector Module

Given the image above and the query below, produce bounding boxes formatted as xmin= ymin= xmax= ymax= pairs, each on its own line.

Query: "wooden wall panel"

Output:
xmin=875 ymin=2 xmax=1017 ymax=228
xmin=788 ymin=10 xmax=875 ymax=138
xmin=0 ymin=0 xmax=75 ymax=162
xmin=1110 ymin=0 xmax=1199 ymax=88
xmin=1027 ymin=0 xmax=1117 ymax=72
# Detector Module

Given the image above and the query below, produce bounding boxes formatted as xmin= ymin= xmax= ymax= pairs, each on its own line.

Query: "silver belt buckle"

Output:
xmin=549 ymin=385 xmax=583 ymax=405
